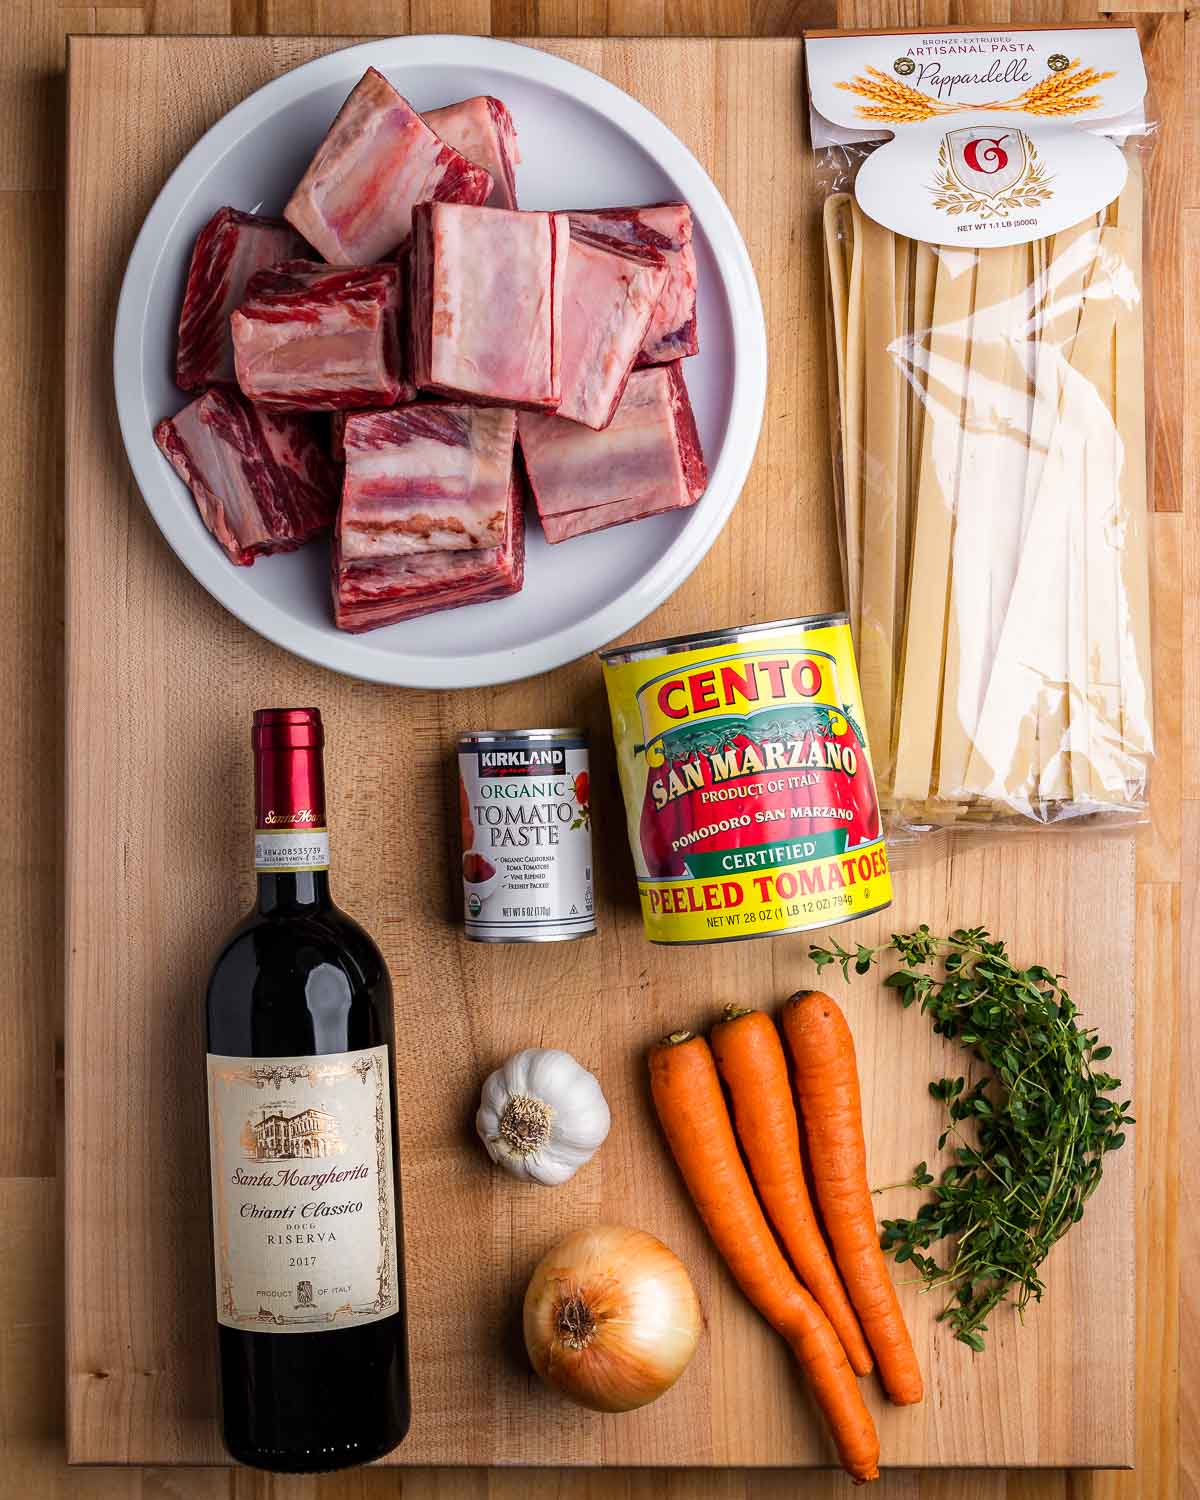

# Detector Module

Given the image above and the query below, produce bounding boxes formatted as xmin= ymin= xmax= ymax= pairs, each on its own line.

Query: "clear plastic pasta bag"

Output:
xmin=818 ymin=136 xmax=1154 ymax=836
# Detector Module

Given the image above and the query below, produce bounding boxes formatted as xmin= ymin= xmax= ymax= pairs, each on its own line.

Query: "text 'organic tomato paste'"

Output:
xmin=600 ymin=615 xmax=892 ymax=944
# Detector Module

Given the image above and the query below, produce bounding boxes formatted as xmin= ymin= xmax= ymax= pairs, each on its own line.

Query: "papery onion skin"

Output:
xmin=523 ymin=1224 xmax=703 ymax=1412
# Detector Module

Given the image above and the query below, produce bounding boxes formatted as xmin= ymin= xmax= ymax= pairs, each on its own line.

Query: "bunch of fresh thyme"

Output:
xmin=809 ymin=925 xmax=1132 ymax=1352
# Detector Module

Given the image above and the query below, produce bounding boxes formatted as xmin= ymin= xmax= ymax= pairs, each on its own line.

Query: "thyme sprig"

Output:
xmin=809 ymin=926 xmax=1132 ymax=1352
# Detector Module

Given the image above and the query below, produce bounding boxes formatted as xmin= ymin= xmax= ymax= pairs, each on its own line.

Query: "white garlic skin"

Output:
xmin=476 ymin=1048 xmax=612 ymax=1186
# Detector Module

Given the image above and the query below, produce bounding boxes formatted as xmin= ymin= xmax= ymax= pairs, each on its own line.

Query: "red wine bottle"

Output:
xmin=205 ymin=708 xmax=410 ymax=1471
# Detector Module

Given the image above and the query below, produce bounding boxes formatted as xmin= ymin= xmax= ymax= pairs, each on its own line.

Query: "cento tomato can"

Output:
xmin=600 ymin=615 xmax=892 ymax=945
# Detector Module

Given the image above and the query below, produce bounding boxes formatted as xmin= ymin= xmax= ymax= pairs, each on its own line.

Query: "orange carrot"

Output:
xmin=781 ymin=992 xmax=924 ymax=1407
xmin=710 ymin=1005 xmax=874 ymax=1378
xmin=649 ymin=1031 xmax=880 ymax=1484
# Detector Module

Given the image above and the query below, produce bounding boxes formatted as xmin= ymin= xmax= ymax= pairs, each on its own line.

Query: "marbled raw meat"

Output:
xmin=421 ymin=96 xmax=519 ymax=211
xmin=231 ymin=261 xmax=412 ymax=411
xmin=330 ymin=411 xmax=348 ymax=464
xmin=518 ymin=363 xmax=706 ymax=542
xmin=154 ymin=386 xmax=338 ymax=565
xmin=333 ymin=463 xmax=525 ymax=631
xmin=558 ymin=228 xmax=667 ymax=430
xmin=340 ymin=404 xmax=516 ymax=555
xmin=567 ymin=203 xmax=698 ymax=365
xmin=410 ymin=202 xmax=567 ymax=411
xmin=285 ymin=68 xmax=493 ymax=264
xmin=175 ymin=207 xmax=307 ymax=391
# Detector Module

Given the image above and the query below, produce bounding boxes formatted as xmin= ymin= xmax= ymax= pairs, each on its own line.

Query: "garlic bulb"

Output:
xmin=476 ymin=1048 xmax=611 ymax=1185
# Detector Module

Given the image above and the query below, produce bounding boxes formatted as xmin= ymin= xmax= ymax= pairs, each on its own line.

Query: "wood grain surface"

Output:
xmin=0 ymin=1 xmax=1192 ymax=1497
xmin=65 ymin=27 xmax=1137 ymax=1473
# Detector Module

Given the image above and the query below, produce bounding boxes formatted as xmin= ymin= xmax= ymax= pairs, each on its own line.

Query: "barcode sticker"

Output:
xmin=254 ymin=829 xmax=330 ymax=872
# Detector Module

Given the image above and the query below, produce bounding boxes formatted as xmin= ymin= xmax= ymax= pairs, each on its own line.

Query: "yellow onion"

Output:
xmin=523 ymin=1224 xmax=703 ymax=1412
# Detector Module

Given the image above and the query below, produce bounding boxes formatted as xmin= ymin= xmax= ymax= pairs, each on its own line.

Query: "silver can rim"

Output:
xmin=464 ymin=927 xmax=597 ymax=943
xmin=598 ymin=612 xmax=850 ymax=666
xmin=458 ymin=726 xmax=587 ymax=745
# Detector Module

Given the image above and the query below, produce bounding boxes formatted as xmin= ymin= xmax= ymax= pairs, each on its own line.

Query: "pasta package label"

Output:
xmin=806 ymin=27 xmax=1147 ymax=247
xmin=601 ymin=617 xmax=892 ymax=945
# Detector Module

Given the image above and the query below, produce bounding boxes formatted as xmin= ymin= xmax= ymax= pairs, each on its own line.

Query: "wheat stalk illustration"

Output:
xmin=987 ymin=60 xmax=1117 ymax=116
xmin=1019 ymin=92 xmax=1107 ymax=116
xmin=833 ymin=58 xmax=1117 ymax=123
xmin=834 ymin=66 xmax=948 ymax=123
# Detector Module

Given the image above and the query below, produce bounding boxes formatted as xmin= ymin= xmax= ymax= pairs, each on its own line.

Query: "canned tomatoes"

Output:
xmin=457 ymin=729 xmax=595 ymax=943
xmin=600 ymin=615 xmax=891 ymax=945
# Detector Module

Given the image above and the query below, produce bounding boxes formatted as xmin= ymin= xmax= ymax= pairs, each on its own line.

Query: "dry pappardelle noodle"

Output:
xmin=821 ymin=147 xmax=1153 ymax=835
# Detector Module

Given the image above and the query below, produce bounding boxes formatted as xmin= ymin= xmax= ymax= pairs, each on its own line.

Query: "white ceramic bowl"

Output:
xmin=114 ymin=36 xmax=767 ymax=688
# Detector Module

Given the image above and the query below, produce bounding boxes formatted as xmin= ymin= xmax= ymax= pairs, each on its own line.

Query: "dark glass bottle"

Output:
xmin=205 ymin=708 xmax=410 ymax=1472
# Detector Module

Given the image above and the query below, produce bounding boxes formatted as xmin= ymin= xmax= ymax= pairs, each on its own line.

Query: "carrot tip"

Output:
xmin=719 ymin=1003 xmax=754 ymax=1022
xmin=660 ymin=1029 xmax=695 ymax=1047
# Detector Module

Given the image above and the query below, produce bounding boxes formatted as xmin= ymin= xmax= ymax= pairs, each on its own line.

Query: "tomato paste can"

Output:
xmin=600 ymin=615 xmax=892 ymax=945
xmin=457 ymin=729 xmax=595 ymax=943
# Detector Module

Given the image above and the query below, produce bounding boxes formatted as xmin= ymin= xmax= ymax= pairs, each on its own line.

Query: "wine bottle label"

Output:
xmin=253 ymin=828 xmax=331 ymax=873
xmin=206 ymin=1045 xmax=400 ymax=1334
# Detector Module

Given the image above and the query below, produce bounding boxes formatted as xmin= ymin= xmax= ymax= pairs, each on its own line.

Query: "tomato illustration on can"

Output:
xmin=601 ymin=615 xmax=892 ymax=945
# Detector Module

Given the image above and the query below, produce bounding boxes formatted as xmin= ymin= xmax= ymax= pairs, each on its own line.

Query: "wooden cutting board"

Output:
xmin=64 ymin=34 xmax=1135 ymax=1470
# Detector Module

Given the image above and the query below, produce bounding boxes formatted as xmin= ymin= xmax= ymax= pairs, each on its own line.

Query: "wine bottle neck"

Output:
xmin=251 ymin=707 xmax=331 ymax=913
xmin=256 ymin=867 xmax=333 ymax=915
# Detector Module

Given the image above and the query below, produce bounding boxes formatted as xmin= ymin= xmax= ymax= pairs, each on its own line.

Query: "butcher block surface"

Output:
xmin=65 ymin=35 xmax=1136 ymax=1470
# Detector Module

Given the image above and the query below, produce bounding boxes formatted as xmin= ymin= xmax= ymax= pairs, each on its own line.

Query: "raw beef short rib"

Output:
xmin=231 ymin=260 xmax=413 ymax=411
xmin=334 ymin=442 xmax=526 ymax=631
xmin=518 ymin=362 xmax=707 ymax=542
xmin=422 ymin=96 xmax=520 ymax=211
xmin=340 ymin=404 xmax=516 ymax=554
xmin=155 ymin=386 xmax=338 ymax=565
xmin=558 ymin=228 xmax=668 ymax=430
xmin=175 ymin=207 xmax=307 ymax=391
xmin=567 ymin=203 xmax=698 ymax=366
xmin=285 ymin=68 xmax=493 ymax=265
xmin=410 ymin=202 xmax=567 ymax=411
xmin=330 ymin=410 xmax=348 ymax=464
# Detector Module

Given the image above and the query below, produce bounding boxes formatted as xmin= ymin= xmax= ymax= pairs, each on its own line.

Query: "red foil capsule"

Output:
xmin=252 ymin=708 xmax=327 ymax=829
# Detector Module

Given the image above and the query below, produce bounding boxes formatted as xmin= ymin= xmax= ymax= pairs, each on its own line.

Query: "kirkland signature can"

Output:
xmin=457 ymin=729 xmax=595 ymax=943
xmin=600 ymin=614 xmax=892 ymax=945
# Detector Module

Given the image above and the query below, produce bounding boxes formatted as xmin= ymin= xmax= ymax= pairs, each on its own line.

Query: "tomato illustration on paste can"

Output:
xmin=601 ymin=615 xmax=892 ymax=944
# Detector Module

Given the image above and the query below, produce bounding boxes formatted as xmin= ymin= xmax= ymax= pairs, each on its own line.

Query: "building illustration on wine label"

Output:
xmin=243 ymin=1103 xmax=346 ymax=1161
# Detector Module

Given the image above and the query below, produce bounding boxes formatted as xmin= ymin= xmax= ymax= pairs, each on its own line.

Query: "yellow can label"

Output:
xmin=602 ymin=619 xmax=892 ymax=944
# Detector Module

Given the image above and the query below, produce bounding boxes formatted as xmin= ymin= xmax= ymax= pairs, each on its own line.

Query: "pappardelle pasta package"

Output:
xmin=805 ymin=26 xmax=1155 ymax=837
